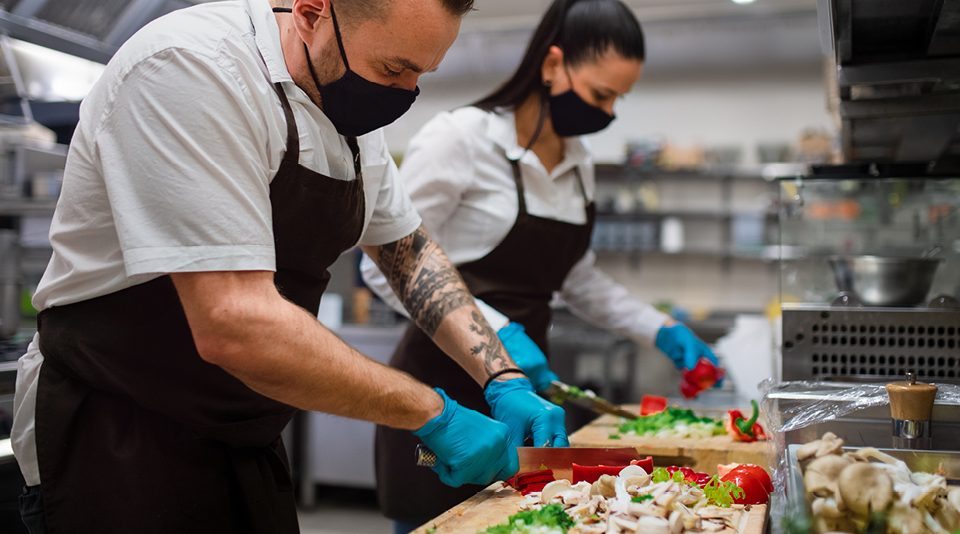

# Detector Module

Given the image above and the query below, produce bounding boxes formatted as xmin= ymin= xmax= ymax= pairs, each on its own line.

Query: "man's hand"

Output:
xmin=414 ymin=388 xmax=518 ymax=486
xmin=498 ymin=323 xmax=558 ymax=393
xmin=484 ymin=379 xmax=568 ymax=449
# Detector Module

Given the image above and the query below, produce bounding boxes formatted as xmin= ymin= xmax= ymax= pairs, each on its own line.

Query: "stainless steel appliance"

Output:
xmin=779 ymin=165 xmax=960 ymax=385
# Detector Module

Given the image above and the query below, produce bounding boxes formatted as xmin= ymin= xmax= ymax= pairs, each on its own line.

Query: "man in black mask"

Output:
xmin=10 ymin=0 xmax=567 ymax=532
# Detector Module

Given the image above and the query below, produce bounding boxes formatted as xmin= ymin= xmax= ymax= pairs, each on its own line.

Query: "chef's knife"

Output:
xmin=544 ymin=380 xmax=639 ymax=420
xmin=416 ymin=445 xmax=641 ymax=481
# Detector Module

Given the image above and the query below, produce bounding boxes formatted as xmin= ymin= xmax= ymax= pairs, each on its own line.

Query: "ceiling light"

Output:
xmin=732 ymin=0 xmax=757 ymax=4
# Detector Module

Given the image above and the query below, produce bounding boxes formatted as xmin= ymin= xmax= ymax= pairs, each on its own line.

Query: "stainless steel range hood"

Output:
xmin=818 ymin=0 xmax=960 ymax=169
xmin=0 ymin=0 xmax=211 ymax=64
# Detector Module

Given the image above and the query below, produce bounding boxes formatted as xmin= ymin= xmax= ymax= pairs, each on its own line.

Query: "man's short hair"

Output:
xmin=278 ymin=0 xmax=474 ymax=21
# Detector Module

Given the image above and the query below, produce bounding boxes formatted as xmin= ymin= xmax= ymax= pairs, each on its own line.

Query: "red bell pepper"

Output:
xmin=629 ymin=456 xmax=654 ymax=474
xmin=509 ymin=469 xmax=554 ymax=489
xmin=572 ymin=464 xmax=627 ymax=484
xmin=725 ymin=400 xmax=768 ymax=442
xmin=520 ymin=481 xmax=551 ymax=495
xmin=640 ymin=395 xmax=668 ymax=416
xmin=680 ymin=358 xmax=725 ymax=399
xmin=719 ymin=464 xmax=772 ymax=505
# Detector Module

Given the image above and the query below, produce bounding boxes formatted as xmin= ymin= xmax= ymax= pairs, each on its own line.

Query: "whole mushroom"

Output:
xmin=837 ymin=462 xmax=894 ymax=516
xmin=805 ymin=455 xmax=855 ymax=497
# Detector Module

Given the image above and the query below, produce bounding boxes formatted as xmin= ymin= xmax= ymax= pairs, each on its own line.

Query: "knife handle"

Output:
xmin=416 ymin=444 xmax=437 ymax=467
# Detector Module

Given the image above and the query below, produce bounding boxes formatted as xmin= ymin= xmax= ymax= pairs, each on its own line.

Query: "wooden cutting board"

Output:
xmin=410 ymin=482 xmax=769 ymax=534
xmin=568 ymin=405 xmax=774 ymax=473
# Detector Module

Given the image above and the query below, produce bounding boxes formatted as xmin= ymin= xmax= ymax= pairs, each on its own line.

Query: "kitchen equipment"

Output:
xmin=829 ymin=255 xmax=943 ymax=307
xmin=544 ymin=380 xmax=638 ymax=420
xmin=886 ymin=372 xmax=938 ymax=450
xmin=779 ymin=167 xmax=960 ymax=385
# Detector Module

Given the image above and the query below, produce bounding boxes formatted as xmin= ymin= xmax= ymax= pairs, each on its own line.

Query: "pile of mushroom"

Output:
xmin=799 ymin=433 xmax=960 ymax=534
xmin=518 ymin=465 xmax=749 ymax=534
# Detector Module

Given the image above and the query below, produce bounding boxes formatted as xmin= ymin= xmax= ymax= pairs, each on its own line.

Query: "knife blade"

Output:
xmin=416 ymin=445 xmax=641 ymax=482
xmin=544 ymin=380 xmax=639 ymax=420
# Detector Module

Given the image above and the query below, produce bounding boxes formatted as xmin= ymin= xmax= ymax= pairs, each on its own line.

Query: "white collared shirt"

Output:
xmin=13 ymin=0 xmax=421 ymax=485
xmin=361 ymin=107 xmax=668 ymax=340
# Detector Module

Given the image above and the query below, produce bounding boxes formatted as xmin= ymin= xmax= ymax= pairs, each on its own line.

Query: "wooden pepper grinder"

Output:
xmin=886 ymin=372 xmax=938 ymax=450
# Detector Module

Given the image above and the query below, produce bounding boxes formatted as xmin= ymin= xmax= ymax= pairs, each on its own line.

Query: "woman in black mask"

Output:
xmin=362 ymin=0 xmax=723 ymax=531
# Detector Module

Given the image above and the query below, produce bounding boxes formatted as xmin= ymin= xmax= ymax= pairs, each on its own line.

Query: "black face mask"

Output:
xmin=548 ymin=70 xmax=615 ymax=137
xmin=274 ymin=5 xmax=420 ymax=137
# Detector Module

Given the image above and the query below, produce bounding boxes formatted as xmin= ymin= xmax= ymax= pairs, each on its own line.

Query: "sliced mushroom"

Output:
xmin=540 ymin=479 xmax=573 ymax=504
xmin=612 ymin=515 xmax=639 ymax=533
xmin=636 ymin=515 xmax=671 ymax=534
xmin=619 ymin=464 xmax=648 ymax=478
xmin=592 ymin=475 xmax=618 ymax=499
xmin=837 ymin=462 xmax=894 ymax=516
xmin=667 ymin=510 xmax=683 ymax=534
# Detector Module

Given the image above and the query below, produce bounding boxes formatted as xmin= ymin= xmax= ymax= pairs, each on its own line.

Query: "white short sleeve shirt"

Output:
xmin=14 ymin=0 xmax=422 ymax=485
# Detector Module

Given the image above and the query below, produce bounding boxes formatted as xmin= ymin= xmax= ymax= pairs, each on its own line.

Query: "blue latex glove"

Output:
xmin=484 ymin=378 xmax=568 ymax=450
xmin=414 ymin=388 xmax=518 ymax=487
xmin=655 ymin=323 xmax=724 ymax=387
xmin=498 ymin=323 xmax=558 ymax=393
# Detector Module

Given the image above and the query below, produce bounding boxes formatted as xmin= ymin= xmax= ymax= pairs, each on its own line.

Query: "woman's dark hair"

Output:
xmin=473 ymin=0 xmax=645 ymax=112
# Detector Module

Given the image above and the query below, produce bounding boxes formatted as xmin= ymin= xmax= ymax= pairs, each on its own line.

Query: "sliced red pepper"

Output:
xmin=520 ymin=481 xmax=551 ymax=495
xmin=572 ymin=464 xmax=628 ymax=484
xmin=640 ymin=395 xmax=668 ymax=416
xmin=725 ymin=400 xmax=768 ymax=442
xmin=720 ymin=464 xmax=772 ymax=505
xmin=629 ymin=456 xmax=654 ymax=474
xmin=680 ymin=358 xmax=725 ymax=399
xmin=509 ymin=469 xmax=554 ymax=489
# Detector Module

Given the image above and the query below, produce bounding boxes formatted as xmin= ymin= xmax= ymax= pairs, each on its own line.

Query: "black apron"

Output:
xmin=32 ymin=82 xmax=366 ymax=534
xmin=376 ymin=154 xmax=596 ymax=524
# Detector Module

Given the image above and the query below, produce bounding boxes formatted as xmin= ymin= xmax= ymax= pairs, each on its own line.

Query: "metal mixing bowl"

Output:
xmin=829 ymin=256 xmax=944 ymax=307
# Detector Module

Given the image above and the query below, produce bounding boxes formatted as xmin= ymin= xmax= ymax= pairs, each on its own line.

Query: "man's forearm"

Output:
xmin=171 ymin=271 xmax=443 ymax=430
xmin=363 ymin=226 xmax=525 ymax=385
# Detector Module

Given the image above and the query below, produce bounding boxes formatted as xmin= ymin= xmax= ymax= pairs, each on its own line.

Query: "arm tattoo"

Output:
xmin=376 ymin=226 xmax=474 ymax=336
xmin=469 ymin=310 xmax=511 ymax=374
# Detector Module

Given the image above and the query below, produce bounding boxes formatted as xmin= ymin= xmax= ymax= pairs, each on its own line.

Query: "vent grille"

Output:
xmin=782 ymin=308 xmax=960 ymax=383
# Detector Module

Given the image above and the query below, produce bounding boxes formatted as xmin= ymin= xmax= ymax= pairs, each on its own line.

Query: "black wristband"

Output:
xmin=483 ymin=368 xmax=525 ymax=391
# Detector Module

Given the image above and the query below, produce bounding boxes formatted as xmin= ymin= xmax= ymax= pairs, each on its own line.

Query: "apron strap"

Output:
xmin=507 ymin=158 xmax=591 ymax=216
xmin=572 ymin=166 xmax=589 ymax=206
xmin=507 ymin=157 xmax=528 ymax=215
xmin=272 ymin=82 xmax=300 ymax=165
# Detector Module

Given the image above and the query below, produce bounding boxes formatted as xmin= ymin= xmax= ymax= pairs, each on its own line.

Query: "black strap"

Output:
xmin=346 ymin=135 xmax=363 ymax=181
xmin=572 ymin=166 xmax=589 ymax=205
xmin=483 ymin=368 xmax=526 ymax=391
xmin=507 ymin=158 xmax=528 ymax=215
xmin=328 ymin=3 xmax=350 ymax=70
xmin=271 ymin=82 xmax=362 ymax=182
xmin=507 ymin=158 xmax=590 ymax=216
xmin=272 ymin=83 xmax=300 ymax=164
